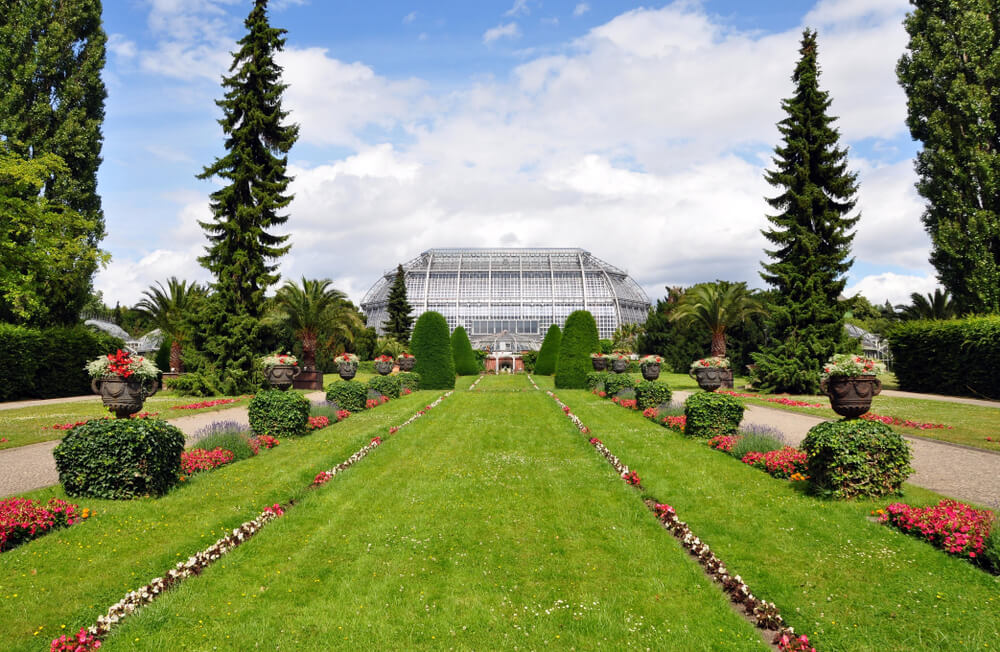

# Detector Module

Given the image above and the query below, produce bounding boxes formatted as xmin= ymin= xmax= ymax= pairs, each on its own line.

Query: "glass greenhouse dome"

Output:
xmin=360 ymin=248 xmax=651 ymax=350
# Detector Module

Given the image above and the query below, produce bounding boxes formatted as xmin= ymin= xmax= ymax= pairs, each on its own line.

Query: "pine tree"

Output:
xmin=752 ymin=30 xmax=858 ymax=395
xmin=0 ymin=0 xmax=107 ymax=323
xmin=898 ymin=2 xmax=1000 ymax=314
xmin=197 ymin=0 xmax=298 ymax=391
xmin=533 ymin=324 xmax=561 ymax=375
xmin=450 ymin=326 xmax=479 ymax=376
xmin=384 ymin=265 xmax=414 ymax=344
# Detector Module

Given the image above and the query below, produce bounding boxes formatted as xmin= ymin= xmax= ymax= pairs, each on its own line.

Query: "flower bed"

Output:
xmin=180 ymin=448 xmax=235 ymax=475
xmin=171 ymin=398 xmax=241 ymax=410
xmin=306 ymin=416 xmax=330 ymax=431
xmin=661 ymin=415 xmax=686 ymax=433
xmin=859 ymin=413 xmax=952 ymax=430
xmin=741 ymin=447 xmax=808 ymax=479
xmin=365 ymin=395 xmax=390 ymax=409
xmin=878 ymin=499 xmax=993 ymax=560
xmin=1 ymin=497 xmax=86 ymax=552
xmin=718 ymin=390 xmax=822 ymax=408
xmin=707 ymin=435 xmax=739 ymax=452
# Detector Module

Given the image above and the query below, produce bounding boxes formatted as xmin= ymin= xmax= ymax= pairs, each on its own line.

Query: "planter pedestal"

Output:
xmin=293 ymin=369 xmax=324 ymax=391
xmin=825 ymin=376 xmax=882 ymax=419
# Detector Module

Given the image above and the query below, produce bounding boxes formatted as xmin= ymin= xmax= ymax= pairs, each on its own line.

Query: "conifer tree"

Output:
xmin=0 ymin=0 xmax=107 ymax=323
xmin=450 ymin=326 xmax=479 ymax=376
xmin=384 ymin=265 xmax=414 ymax=344
xmin=197 ymin=0 xmax=298 ymax=391
xmin=534 ymin=324 xmax=561 ymax=375
xmin=752 ymin=30 xmax=858 ymax=394
xmin=554 ymin=311 xmax=600 ymax=389
xmin=411 ymin=311 xmax=455 ymax=390
xmin=897 ymin=1 xmax=1000 ymax=314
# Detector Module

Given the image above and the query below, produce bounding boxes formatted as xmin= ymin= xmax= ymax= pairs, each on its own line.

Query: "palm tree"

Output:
xmin=376 ymin=336 xmax=406 ymax=358
xmin=611 ymin=322 xmax=643 ymax=353
xmin=134 ymin=277 xmax=206 ymax=373
xmin=670 ymin=281 xmax=766 ymax=357
xmin=270 ymin=278 xmax=362 ymax=369
xmin=895 ymin=288 xmax=956 ymax=320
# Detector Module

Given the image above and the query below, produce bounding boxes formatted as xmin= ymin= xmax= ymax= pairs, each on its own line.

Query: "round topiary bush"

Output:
xmin=397 ymin=371 xmax=421 ymax=392
xmin=368 ymin=374 xmax=402 ymax=399
xmin=411 ymin=311 xmax=455 ymax=390
xmin=534 ymin=324 xmax=561 ymax=375
xmin=451 ymin=326 xmax=479 ymax=376
xmin=325 ymin=380 xmax=368 ymax=412
xmin=248 ymin=389 xmax=310 ymax=437
xmin=801 ymin=420 xmax=913 ymax=499
xmin=635 ymin=381 xmax=672 ymax=410
xmin=554 ymin=310 xmax=600 ymax=389
xmin=53 ymin=418 xmax=185 ymax=499
xmin=683 ymin=392 xmax=744 ymax=438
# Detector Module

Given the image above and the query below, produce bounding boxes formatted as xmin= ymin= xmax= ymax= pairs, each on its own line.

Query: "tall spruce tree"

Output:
xmin=752 ymin=30 xmax=858 ymax=394
xmin=898 ymin=2 xmax=1000 ymax=314
xmin=197 ymin=0 xmax=298 ymax=392
xmin=0 ymin=0 xmax=107 ymax=323
xmin=384 ymin=264 xmax=414 ymax=344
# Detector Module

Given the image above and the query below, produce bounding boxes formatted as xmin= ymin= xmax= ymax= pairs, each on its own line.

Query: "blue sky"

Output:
xmin=94 ymin=0 xmax=934 ymax=309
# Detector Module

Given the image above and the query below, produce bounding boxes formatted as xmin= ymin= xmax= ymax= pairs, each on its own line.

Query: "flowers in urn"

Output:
xmin=373 ymin=355 xmax=394 ymax=363
xmin=397 ymin=352 xmax=414 ymax=359
xmin=86 ymin=350 xmax=159 ymax=384
xmin=640 ymin=355 xmax=663 ymax=366
xmin=690 ymin=356 xmax=730 ymax=371
xmin=590 ymin=352 xmax=608 ymax=359
xmin=260 ymin=353 xmax=298 ymax=369
xmin=334 ymin=353 xmax=359 ymax=366
xmin=820 ymin=354 xmax=885 ymax=382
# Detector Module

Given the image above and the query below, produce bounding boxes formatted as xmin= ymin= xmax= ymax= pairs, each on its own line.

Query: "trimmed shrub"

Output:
xmin=248 ymin=389 xmax=310 ymax=437
xmin=368 ymin=374 xmax=402 ymax=399
xmin=53 ymin=418 xmax=185 ymax=499
xmin=801 ymin=420 xmax=912 ymax=499
xmin=888 ymin=317 xmax=1000 ymax=399
xmin=451 ymin=326 xmax=479 ymax=376
xmin=397 ymin=372 xmax=420 ymax=392
xmin=554 ymin=310 xmax=600 ymax=389
xmin=604 ymin=373 xmax=638 ymax=397
xmin=534 ymin=324 xmax=561 ymax=375
xmin=635 ymin=381 xmax=672 ymax=410
xmin=165 ymin=370 xmax=221 ymax=397
xmin=411 ymin=311 xmax=455 ymax=389
xmin=326 ymin=381 xmax=368 ymax=412
xmin=586 ymin=371 xmax=612 ymax=390
xmin=684 ymin=392 xmax=744 ymax=438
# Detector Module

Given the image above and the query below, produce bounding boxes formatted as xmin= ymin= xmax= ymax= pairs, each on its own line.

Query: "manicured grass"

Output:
xmin=0 ymin=390 xmax=436 ymax=650
xmin=537 ymin=376 xmax=1000 ymax=651
xmin=105 ymin=374 xmax=766 ymax=650
xmin=323 ymin=371 xmax=375 ymax=390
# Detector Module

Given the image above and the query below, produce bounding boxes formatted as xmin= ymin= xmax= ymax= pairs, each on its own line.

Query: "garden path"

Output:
xmin=879 ymin=389 xmax=1000 ymax=408
xmin=0 ymin=395 xmax=94 ymax=411
xmin=0 ymin=391 xmax=327 ymax=498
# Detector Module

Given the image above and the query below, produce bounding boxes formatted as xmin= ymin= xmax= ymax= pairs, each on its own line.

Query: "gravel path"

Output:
xmin=0 ymin=395 xmax=95 ymax=411
xmin=879 ymin=389 xmax=1000 ymax=408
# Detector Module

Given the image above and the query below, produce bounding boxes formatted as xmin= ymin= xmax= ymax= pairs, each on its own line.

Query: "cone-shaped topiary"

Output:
xmin=534 ymin=324 xmax=561 ymax=375
xmin=555 ymin=311 xmax=600 ymax=389
xmin=451 ymin=326 xmax=479 ymax=376
xmin=411 ymin=311 xmax=456 ymax=389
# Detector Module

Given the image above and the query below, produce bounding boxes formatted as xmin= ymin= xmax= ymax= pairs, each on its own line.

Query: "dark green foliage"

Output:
xmin=753 ymin=30 xmax=858 ymax=395
xmin=638 ymin=296 xmax=705 ymax=374
xmin=887 ymin=317 xmax=1000 ymax=399
xmin=635 ymin=381 xmax=672 ymax=410
xmin=520 ymin=351 xmax=537 ymax=372
xmin=197 ymin=0 xmax=298 ymax=391
xmin=384 ymin=264 xmax=414 ymax=344
xmin=54 ymin=418 xmax=184 ymax=499
xmin=326 ymin=381 xmax=368 ymax=412
xmin=586 ymin=371 xmax=612 ymax=390
xmin=983 ymin=526 xmax=1000 ymax=575
xmin=534 ymin=324 xmax=561 ymax=375
xmin=154 ymin=339 xmax=172 ymax=374
xmin=598 ymin=339 xmax=613 ymax=354
xmin=397 ymin=371 xmax=421 ymax=392
xmin=554 ymin=311 xmax=600 ymax=389
xmin=354 ymin=327 xmax=377 ymax=360
xmin=192 ymin=428 xmax=257 ymax=462
xmin=164 ymin=371 xmax=221 ymax=397
xmin=801 ymin=420 xmax=912 ymax=499
xmin=603 ymin=374 xmax=638 ymax=397
xmin=0 ymin=324 xmax=122 ymax=400
xmin=247 ymin=389 xmax=310 ymax=437
xmin=0 ymin=0 xmax=107 ymax=323
xmin=368 ymin=374 xmax=401 ymax=399
xmin=450 ymin=326 xmax=479 ymax=376
xmin=684 ymin=392 xmax=745 ymax=438
xmin=411 ymin=311 xmax=455 ymax=390
xmin=898 ymin=2 xmax=1000 ymax=314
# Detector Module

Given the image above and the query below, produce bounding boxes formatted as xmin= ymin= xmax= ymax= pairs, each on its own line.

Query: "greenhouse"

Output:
xmin=360 ymin=248 xmax=651 ymax=350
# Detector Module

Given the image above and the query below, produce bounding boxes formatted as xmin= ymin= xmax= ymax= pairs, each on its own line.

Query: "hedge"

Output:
xmin=411 ymin=311 xmax=455 ymax=389
xmin=684 ymin=391 xmax=744 ymax=438
xmin=0 ymin=323 xmax=124 ymax=401
xmin=451 ymin=326 xmax=479 ymax=376
xmin=247 ymin=390 xmax=310 ymax=437
xmin=554 ymin=311 xmax=599 ymax=389
xmin=635 ymin=381 xmax=672 ymax=410
xmin=397 ymin=372 xmax=421 ymax=392
xmin=326 ymin=381 xmax=368 ymax=412
xmin=888 ymin=317 xmax=1000 ymax=399
xmin=368 ymin=374 xmax=402 ymax=399
xmin=801 ymin=420 xmax=912 ymax=499
xmin=534 ymin=324 xmax=561 ymax=375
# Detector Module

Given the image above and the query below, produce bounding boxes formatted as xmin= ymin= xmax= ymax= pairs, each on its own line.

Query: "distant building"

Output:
xmin=360 ymin=248 xmax=651 ymax=351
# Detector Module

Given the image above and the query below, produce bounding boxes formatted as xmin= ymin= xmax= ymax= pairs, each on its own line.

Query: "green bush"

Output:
xmin=154 ymin=339 xmax=171 ymax=373
xmin=586 ymin=371 xmax=612 ymax=390
xmin=53 ymin=418 xmax=185 ymax=499
xmin=604 ymin=373 xmax=638 ymax=397
xmin=801 ymin=420 xmax=912 ymax=499
xmin=411 ymin=311 xmax=455 ymax=390
xmin=164 ymin=371 xmax=221 ymax=397
xmin=326 ymin=380 xmax=368 ymax=412
xmin=451 ymin=326 xmax=479 ymax=376
xmin=397 ymin=372 xmax=421 ymax=392
xmin=520 ymin=351 xmax=537 ymax=372
xmin=248 ymin=389 xmax=310 ymax=437
xmin=368 ymin=374 xmax=402 ymax=399
xmin=635 ymin=381 xmax=672 ymax=410
xmin=982 ymin=522 xmax=1000 ymax=574
xmin=684 ymin=392 xmax=744 ymax=438
xmin=888 ymin=317 xmax=1000 ymax=399
xmin=534 ymin=324 xmax=561 ymax=375
xmin=554 ymin=311 xmax=600 ymax=389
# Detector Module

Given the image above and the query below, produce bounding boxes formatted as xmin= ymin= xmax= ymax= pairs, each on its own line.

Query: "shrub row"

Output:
xmin=683 ymin=392 xmax=744 ymax=438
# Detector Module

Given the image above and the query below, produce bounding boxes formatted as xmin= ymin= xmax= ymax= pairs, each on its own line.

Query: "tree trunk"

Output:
xmin=301 ymin=330 xmax=317 ymax=370
xmin=170 ymin=340 xmax=184 ymax=373
xmin=710 ymin=331 xmax=726 ymax=357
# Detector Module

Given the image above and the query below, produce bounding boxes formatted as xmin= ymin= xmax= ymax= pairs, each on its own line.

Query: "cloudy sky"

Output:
xmin=95 ymin=0 xmax=937 ymax=309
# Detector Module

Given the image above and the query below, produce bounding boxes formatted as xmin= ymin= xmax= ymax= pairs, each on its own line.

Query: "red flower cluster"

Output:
xmin=562 ymin=405 xmax=571 ymax=414
xmin=622 ymin=470 xmax=641 ymax=486
xmin=336 ymin=410 xmax=351 ymax=421
xmin=388 ymin=426 xmax=399 ymax=434
xmin=306 ymin=416 xmax=330 ymax=431
xmin=641 ymin=407 xmax=658 ymax=419
xmin=180 ymin=448 xmax=235 ymax=475
xmin=263 ymin=503 xmax=285 ymax=517
xmin=172 ymin=398 xmax=239 ymax=410
xmin=589 ymin=437 xmax=602 ymax=446
xmin=129 ymin=412 xmax=158 ymax=419
xmin=313 ymin=471 xmax=333 ymax=486
xmin=371 ymin=436 xmax=382 ymax=446
xmin=741 ymin=447 xmax=808 ymax=479
xmin=402 ymin=388 xmax=412 ymax=395
xmin=860 ymin=413 xmax=952 ymax=430
xmin=776 ymin=633 xmax=816 ymax=652
xmin=255 ymin=434 xmax=280 ymax=449
xmin=718 ymin=391 xmax=822 ymax=408
xmin=374 ymin=355 xmax=394 ymax=363
xmin=105 ymin=349 xmax=136 ymax=378
xmin=50 ymin=627 xmax=101 ymax=651
xmin=46 ymin=420 xmax=90 ymax=431
xmin=707 ymin=435 xmax=739 ymax=452
xmin=879 ymin=499 xmax=993 ymax=558
xmin=365 ymin=395 xmax=389 ymax=409
xmin=1 ymin=497 xmax=81 ymax=552
xmin=661 ymin=415 xmax=686 ymax=433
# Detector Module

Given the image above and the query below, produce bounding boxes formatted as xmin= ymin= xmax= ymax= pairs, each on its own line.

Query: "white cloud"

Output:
xmin=107 ymin=34 xmax=137 ymax=59
xmin=483 ymin=22 xmax=521 ymax=44
xmin=845 ymin=272 xmax=940 ymax=307
xmin=403 ymin=11 xmax=417 ymax=24
xmin=573 ymin=3 xmax=590 ymax=17
xmin=505 ymin=0 xmax=531 ymax=17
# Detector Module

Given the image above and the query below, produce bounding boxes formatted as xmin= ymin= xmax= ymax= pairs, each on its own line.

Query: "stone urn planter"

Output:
xmin=398 ymin=356 xmax=416 ymax=372
xmin=374 ymin=361 xmax=394 ymax=375
xmin=611 ymin=358 xmax=629 ymax=374
xmin=91 ymin=376 xmax=157 ymax=419
xmin=823 ymin=376 xmax=882 ymax=419
xmin=641 ymin=363 xmax=661 ymax=381
xmin=690 ymin=366 xmax=726 ymax=392
xmin=591 ymin=356 xmax=608 ymax=372
xmin=338 ymin=363 xmax=357 ymax=381
xmin=265 ymin=364 xmax=301 ymax=390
